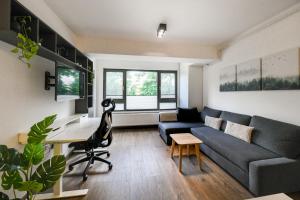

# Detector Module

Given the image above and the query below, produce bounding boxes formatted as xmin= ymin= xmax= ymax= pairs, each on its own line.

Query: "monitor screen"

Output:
xmin=56 ymin=64 xmax=81 ymax=101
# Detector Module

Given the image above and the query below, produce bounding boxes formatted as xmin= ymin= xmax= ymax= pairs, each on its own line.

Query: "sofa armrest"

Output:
xmin=159 ymin=111 xmax=178 ymax=122
xmin=249 ymin=157 xmax=300 ymax=196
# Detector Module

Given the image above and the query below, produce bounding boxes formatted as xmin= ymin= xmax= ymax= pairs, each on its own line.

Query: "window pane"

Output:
xmin=160 ymin=103 xmax=176 ymax=109
xmin=104 ymin=103 xmax=124 ymax=111
xmin=126 ymin=71 xmax=158 ymax=110
xmin=115 ymin=103 xmax=124 ymax=111
xmin=105 ymin=72 xmax=123 ymax=99
xmin=161 ymin=73 xmax=176 ymax=98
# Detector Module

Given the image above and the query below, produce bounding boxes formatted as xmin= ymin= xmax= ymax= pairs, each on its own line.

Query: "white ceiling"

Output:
xmin=45 ymin=0 xmax=299 ymax=45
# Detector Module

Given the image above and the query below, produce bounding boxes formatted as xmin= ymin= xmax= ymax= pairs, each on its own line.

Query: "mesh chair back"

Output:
xmin=93 ymin=99 xmax=115 ymax=147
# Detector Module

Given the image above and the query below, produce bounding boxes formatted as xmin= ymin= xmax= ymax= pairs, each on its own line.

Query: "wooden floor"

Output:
xmin=62 ymin=128 xmax=299 ymax=200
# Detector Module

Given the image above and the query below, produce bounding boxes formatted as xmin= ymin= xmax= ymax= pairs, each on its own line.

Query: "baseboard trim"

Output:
xmin=112 ymin=125 xmax=158 ymax=129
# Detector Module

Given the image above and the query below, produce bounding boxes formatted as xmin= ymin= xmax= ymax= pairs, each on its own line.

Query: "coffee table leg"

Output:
xmin=170 ymin=139 xmax=175 ymax=158
xmin=194 ymin=144 xmax=201 ymax=169
xmin=179 ymin=145 xmax=183 ymax=173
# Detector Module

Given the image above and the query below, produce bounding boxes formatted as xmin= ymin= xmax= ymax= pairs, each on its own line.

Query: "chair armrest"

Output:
xmin=249 ymin=157 xmax=300 ymax=196
xmin=159 ymin=111 xmax=178 ymax=122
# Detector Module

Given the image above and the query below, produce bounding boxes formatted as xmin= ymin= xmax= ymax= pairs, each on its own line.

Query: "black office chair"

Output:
xmin=68 ymin=98 xmax=115 ymax=181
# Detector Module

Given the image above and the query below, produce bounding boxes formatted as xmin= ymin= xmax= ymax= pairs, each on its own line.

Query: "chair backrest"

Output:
xmin=93 ymin=99 xmax=115 ymax=147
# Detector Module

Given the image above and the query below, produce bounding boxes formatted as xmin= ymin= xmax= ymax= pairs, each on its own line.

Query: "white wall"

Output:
xmin=0 ymin=1 xmax=78 ymax=149
xmin=189 ymin=65 xmax=203 ymax=109
xmin=179 ymin=63 xmax=189 ymax=108
xmin=203 ymin=10 xmax=300 ymax=125
xmin=95 ymin=59 xmax=179 ymax=126
xmin=0 ymin=41 xmax=75 ymax=149
xmin=179 ymin=63 xmax=203 ymax=110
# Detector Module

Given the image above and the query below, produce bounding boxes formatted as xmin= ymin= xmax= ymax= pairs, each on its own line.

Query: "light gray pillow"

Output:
xmin=205 ymin=116 xmax=222 ymax=130
xmin=225 ymin=121 xmax=254 ymax=143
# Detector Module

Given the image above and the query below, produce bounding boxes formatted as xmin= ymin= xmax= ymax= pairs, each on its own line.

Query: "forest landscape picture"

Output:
xmin=220 ymin=65 xmax=237 ymax=91
xmin=262 ymin=48 xmax=300 ymax=90
xmin=237 ymin=58 xmax=261 ymax=91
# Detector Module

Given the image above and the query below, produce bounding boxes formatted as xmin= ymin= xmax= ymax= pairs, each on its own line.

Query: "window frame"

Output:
xmin=103 ymin=68 xmax=177 ymax=111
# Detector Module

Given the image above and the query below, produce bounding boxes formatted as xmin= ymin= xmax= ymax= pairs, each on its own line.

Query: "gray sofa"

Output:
xmin=158 ymin=107 xmax=300 ymax=196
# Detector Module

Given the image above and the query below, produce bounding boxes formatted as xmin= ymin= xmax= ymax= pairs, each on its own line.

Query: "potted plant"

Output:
xmin=11 ymin=16 xmax=40 ymax=68
xmin=0 ymin=115 xmax=66 ymax=200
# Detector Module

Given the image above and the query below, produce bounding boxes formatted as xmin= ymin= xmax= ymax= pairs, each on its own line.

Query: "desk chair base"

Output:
xmin=69 ymin=150 xmax=113 ymax=181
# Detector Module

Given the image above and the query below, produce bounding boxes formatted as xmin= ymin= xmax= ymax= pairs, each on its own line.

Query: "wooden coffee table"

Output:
xmin=170 ymin=133 xmax=203 ymax=173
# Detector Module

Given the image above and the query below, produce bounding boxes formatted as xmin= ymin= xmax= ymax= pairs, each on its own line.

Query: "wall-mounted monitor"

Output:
xmin=55 ymin=62 xmax=85 ymax=102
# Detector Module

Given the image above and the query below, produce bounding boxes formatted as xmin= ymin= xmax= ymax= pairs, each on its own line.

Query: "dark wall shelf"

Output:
xmin=0 ymin=0 xmax=94 ymax=114
xmin=39 ymin=21 xmax=56 ymax=52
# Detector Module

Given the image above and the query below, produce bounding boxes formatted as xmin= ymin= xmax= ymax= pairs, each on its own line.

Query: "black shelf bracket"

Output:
xmin=45 ymin=71 xmax=55 ymax=90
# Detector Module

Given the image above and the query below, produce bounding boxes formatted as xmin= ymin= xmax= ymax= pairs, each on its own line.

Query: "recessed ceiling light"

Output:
xmin=157 ymin=23 xmax=167 ymax=38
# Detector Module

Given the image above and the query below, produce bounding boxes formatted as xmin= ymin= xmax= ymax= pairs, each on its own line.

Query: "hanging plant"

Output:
xmin=0 ymin=115 xmax=66 ymax=200
xmin=11 ymin=16 xmax=40 ymax=68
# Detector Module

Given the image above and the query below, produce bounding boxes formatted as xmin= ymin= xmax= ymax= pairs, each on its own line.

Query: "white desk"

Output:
xmin=35 ymin=117 xmax=101 ymax=200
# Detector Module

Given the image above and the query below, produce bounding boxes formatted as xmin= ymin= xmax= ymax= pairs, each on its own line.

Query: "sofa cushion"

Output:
xmin=225 ymin=121 xmax=254 ymax=143
xmin=159 ymin=122 xmax=204 ymax=135
xmin=205 ymin=116 xmax=222 ymax=130
xmin=250 ymin=116 xmax=300 ymax=159
xmin=191 ymin=127 xmax=279 ymax=172
xmin=200 ymin=106 xmax=222 ymax=122
xmin=177 ymin=107 xmax=200 ymax=122
xmin=220 ymin=111 xmax=252 ymax=131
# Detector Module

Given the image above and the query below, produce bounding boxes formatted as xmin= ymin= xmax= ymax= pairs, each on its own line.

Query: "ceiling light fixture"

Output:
xmin=157 ymin=23 xmax=167 ymax=38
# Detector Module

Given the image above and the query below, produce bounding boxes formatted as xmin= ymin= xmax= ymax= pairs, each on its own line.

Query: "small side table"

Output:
xmin=170 ymin=133 xmax=203 ymax=173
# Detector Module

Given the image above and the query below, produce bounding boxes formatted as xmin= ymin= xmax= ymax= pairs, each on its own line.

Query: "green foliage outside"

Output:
xmin=106 ymin=72 xmax=123 ymax=97
xmin=127 ymin=72 xmax=157 ymax=96
xmin=237 ymin=79 xmax=261 ymax=91
xmin=262 ymin=76 xmax=299 ymax=90
xmin=220 ymin=82 xmax=236 ymax=91
xmin=11 ymin=16 xmax=40 ymax=68
xmin=0 ymin=115 xmax=66 ymax=200
xmin=57 ymin=68 xmax=80 ymax=95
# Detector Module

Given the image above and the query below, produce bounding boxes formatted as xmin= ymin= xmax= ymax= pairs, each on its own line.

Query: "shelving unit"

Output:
xmin=0 ymin=0 xmax=94 ymax=115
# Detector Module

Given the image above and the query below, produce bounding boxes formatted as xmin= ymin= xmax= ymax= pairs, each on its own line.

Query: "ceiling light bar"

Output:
xmin=157 ymin=23 xmax=167 ymax=38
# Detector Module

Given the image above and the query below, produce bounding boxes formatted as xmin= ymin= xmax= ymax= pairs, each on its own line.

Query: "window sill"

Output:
xmin=112 ymin=110 xmax=176 ymax=114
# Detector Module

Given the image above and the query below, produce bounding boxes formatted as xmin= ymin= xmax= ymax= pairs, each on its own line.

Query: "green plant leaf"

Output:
xmin=11 ymin=48 xmax=19 ymax=54
xmin=27 ymin=115 xmax=57 ymax=144
xmin=31 ymin=155 xmax=66 ymax=192
xmin=17 ymin=33 xmax=26 ymax=43
xmin=26 ymin=63 xmax=31 ymax=68
xmin=0 ymin=145 xmax=21 ymax=172
xmin=17 ymin=181 xmax=43 ymax=193
xmin=1 ymin=170 xmax=22 ymax=190
xmin=23 ymin=143 xmax=44 ymax=167
xmin=0 ymin=192 xmax=9 ymax=200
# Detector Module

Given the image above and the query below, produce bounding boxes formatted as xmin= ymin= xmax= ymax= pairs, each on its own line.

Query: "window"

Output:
xmin=104 ymin=69 xmax=177 ymax=111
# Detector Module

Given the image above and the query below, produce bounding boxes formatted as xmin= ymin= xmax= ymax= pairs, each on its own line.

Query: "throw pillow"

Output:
xmin=205 ymin=116 xmax=222 ymax=130
xmin=177 ymin=107 xmax=200 ymax=122
xmin=225 ymin=121 xmax=254 ymax=143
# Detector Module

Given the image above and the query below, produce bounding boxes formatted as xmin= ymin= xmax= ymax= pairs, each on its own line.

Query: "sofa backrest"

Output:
xmin=250 ymin=115 xmax=300 ymax=159
xmin=220 ymin=111 xmax=252 ymax=131
xmin=200 ymin=106 xmax=222 ymax=122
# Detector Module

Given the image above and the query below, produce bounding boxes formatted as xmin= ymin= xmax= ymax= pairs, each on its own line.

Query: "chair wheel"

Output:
xmin=108 ymin=164 xmax=113 ymax=170
xmin=107 ymin=152 xmax=110 ymax=157
xmin=83 ymin=174 xmax=88 ymax=182
xmin=69 ymin=166 xmax=73 ymax=171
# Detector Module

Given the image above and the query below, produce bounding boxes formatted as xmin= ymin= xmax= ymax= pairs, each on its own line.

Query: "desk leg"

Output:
xmin=36 ymin=143 xmax=88 ymax=200
xmin=53 ymin=144 xmax=62 ymax=195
